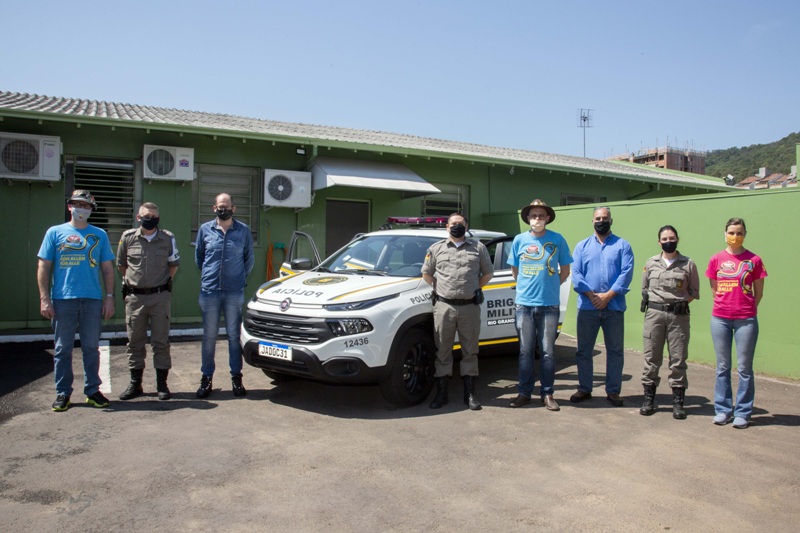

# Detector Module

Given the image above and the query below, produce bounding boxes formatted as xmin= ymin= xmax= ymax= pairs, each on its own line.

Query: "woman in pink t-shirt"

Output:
xmin=705 ymin=218 xmax=767 ymax=429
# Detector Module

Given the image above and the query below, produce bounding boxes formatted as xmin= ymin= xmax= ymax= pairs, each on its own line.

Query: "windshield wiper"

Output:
xmin=337 ymin=268 xmax=388 ymax=276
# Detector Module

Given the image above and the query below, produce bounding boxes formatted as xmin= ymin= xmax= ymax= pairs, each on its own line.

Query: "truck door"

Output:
xmin=280 ymin=231 xmax=323 ymax=276
xmin=479 ymin=236 xmax=518 ymax=342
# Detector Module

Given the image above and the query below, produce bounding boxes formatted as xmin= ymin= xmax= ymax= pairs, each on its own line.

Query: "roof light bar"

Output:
xmin=386 ymin=216 xmax=448 ymax=226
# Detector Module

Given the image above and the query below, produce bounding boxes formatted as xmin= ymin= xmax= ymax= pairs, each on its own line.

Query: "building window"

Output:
xmin=560 ymin=193 xmax=606 ymax=206
xmin=423 ymin=183 xmax=469 ymax=218
xmin=192 ymin=163 xmax=260 ymax=244
xmin=69 ymin=156 xmax=136 ymax=244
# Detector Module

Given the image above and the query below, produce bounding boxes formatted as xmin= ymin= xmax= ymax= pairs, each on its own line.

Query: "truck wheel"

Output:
xmin=379 ymin=328 xmax=435 ymax=407
xmin=261 ymin=369 xmax=298 ymax=382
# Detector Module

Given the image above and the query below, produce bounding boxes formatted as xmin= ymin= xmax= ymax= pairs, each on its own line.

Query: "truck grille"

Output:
xmin=243 ymin=308 xmax=333 ymax=345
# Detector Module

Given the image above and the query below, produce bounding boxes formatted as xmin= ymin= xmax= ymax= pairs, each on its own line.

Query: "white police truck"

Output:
xmin=241 ymin=217 xmax=569 ymax=406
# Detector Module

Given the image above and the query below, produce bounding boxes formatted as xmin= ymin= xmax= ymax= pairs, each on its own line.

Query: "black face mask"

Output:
xmin=661 ymin=241 xmax=678 ymax=254
xmin=594 ymin=221 xmax=611 ymax=235
xmin=449 ymin=224 xmax=466 ymax=238
xmin=215 ymin=208 xmax=233 ymax=221
xmin=140 ymin=216 xmax=159 ymax=230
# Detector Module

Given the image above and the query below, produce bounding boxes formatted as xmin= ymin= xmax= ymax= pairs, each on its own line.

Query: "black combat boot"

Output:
xmin=156 ymin=369 xmax=171 ymax=401
xmin=672 ymin=387 xmax=687 ymax=420
xmin=640 ymin=384 xmax=656 ymax=416
xmin=196 ymin=375 xmax=213 ymax=399
xmin=463 ymin=375 xmax=481 ymax=411
xmin=429 ymin=376 xmax=449 ymax=409
xmin=231 ymin=373 xmax=247 ymax=397
xmin=119 ymin=368 xmax=144 ymax=400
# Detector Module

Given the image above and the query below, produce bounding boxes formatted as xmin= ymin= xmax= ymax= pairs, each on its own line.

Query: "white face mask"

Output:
xmin=71 ymin=206 xmax=92 ymax=222
xmin=530 ymin=220 xmax=545 ymax=232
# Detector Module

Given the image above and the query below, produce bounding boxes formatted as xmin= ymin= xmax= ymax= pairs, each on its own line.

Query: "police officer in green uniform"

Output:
xmin=640 ymin=225 xmax=699 ymax=419
xmin=117 ymin=202 xmax=180 ymax=401
xmin=422 ymin=213 xmax=493 ymax=410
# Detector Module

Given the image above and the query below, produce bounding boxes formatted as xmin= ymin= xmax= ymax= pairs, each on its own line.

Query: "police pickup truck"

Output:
xmin=241 ymin=217 xmax=569 ymax=407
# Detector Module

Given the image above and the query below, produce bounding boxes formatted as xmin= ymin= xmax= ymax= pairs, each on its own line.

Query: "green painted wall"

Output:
xmin=1 ymin=115 xmax=730 ymax=334
xmin=521 ymin=188 xmax=799 ymax=379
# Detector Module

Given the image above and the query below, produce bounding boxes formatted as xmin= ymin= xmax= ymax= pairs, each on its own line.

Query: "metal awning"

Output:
xmin=310 ymin=157 xmax=441 ymax=196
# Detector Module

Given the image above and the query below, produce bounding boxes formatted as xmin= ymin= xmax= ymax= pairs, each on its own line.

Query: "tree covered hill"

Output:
xmin=706 ymin=132 xmax=799 ymax=183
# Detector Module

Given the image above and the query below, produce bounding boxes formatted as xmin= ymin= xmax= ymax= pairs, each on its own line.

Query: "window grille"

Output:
xmin=192 ymin=164 xmax=259 ymax=243
xmin=71 ymin=157 xmax=136 ymax=244
xmin=422 ymin=183 xmax=469 ymax=218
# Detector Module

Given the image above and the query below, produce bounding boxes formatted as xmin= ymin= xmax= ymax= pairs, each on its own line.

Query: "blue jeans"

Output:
xmin=199 ymin=290 xmax=245 ymax=377
xmin=52 ymin=298 xmax=104 ymax=396
xmin=516 ymin=305 xmax=560 ymax=398
xmin=710 ymin=316 xmax=758 ymax=420
xmin=575 ymin=309 xmax=625 ymax=395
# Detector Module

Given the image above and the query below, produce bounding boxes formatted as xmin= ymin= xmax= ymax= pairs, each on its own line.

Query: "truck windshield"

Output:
xmin=319 ymin=235 xmax=439 ymax=278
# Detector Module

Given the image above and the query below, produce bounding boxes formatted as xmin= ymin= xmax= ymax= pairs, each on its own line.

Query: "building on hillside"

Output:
xmin=734 ymin=166 xmax=797 ymax=190
xmin=0 ymin=90 xmax=730 ymax=331
xmin=608 ymin=146 xmax=706 ymax=174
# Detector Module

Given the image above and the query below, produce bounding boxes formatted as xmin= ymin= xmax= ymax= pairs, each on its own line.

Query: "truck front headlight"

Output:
xmin=323 ymin=294 xmax=397 ymax=311
xmin=326 ymin=318 xmax=374 ymax=337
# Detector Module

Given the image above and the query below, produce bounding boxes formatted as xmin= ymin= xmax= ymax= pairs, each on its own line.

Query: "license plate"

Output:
xmin=258 ymin=341 xmax=292 ymax=361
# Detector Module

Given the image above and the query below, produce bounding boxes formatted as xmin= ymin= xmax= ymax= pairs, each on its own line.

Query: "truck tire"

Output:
xmin=379 ymin=328 xmax=436 ymax=407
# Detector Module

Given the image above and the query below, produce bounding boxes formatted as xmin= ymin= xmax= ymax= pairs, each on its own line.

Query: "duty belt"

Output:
xmin=129 ymin=283 xmax=171 ymax=295
xmin=647 ymin=301 xmax=688 ymax=314
xmin=436 ymin=295 xmax=475 ymax=306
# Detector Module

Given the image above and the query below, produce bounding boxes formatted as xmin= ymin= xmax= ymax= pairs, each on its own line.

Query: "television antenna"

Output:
xmin=577 ymin=109 xmax=593 ymax=158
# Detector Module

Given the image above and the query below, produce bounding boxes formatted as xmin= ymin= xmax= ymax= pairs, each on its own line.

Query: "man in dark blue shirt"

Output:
xmin=570 ymin=206 xmax=634 ymax=407
xmin=195 ymin=193 xmax=254 ymax=398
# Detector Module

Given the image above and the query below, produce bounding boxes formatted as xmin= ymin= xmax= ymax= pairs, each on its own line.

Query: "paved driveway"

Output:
xmin=1 ymin=336 xmax=798 ymax=532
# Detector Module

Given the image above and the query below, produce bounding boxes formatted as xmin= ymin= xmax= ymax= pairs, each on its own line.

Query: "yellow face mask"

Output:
xmin=726 ymin=235 xmax=745 ymax=249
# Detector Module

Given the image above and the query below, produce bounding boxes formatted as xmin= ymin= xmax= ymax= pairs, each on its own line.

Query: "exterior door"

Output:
xmin=325 ymin=199 xmax=369 ymax=257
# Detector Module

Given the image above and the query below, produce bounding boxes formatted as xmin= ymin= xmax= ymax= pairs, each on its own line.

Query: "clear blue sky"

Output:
xmin=3 ymin=0 xmax=797 ymax=159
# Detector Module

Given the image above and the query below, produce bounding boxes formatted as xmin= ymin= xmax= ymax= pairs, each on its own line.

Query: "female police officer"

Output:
xmin=640 ymin=225 xmax=699 ymax=419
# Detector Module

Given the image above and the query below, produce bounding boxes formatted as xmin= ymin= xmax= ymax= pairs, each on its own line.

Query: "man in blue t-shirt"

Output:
xmin=37 ymin=190 xmax=116 ymax=412
xmin=506 ymin=199 xmax=572 ymax=411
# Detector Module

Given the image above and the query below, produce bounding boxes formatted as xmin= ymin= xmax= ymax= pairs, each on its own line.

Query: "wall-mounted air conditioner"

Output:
xmin=263 ymin=169 xmax=312 ymax=208
xmin=0 ymin=132 xmax=61 ymax=181
xmin=143 ymin=145 xmax=195 ymax=181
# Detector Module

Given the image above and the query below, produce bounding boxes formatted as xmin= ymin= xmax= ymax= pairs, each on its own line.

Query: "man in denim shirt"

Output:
xmin=195 ymin=193 xmax=254 ymax=398
xmin=570 ymin=206 xmax=634 ymax=407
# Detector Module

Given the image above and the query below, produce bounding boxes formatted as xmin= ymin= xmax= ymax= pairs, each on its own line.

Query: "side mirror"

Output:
xmin=291 ymin=258 xmax=313 ymax=271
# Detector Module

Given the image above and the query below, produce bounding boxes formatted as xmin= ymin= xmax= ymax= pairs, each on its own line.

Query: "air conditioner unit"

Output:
xmin=263 ymin=169 xmax=312 ymax=208
xmin=143 ymin=145 xmax=195 ymax=181
xmin=0 ymin=132 xmax=61 ymax=181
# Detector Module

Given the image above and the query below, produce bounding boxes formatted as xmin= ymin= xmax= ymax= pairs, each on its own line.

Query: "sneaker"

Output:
xmin=52 ymin=393 xmax=71 ymax=412
xmin=231 ymin=374 xmax=247 ymax=397
xmin=732 ymin=417 xmax=750 ymax=429
xmin=86 ymin=391 xmax=110 ymax=408
xmin=197 ymin=375 xmax=213 ymax=399
xmin=713 ymin=413 xmax=733 ymax=425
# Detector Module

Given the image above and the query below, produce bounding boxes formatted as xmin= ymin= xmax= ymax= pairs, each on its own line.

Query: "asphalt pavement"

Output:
xmin=0 ymin=335 xmax=798 ymax=532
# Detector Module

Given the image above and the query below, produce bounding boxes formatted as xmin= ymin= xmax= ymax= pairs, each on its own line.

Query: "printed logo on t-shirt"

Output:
xmin=717 ymin=259 xmax=754 ymax=295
